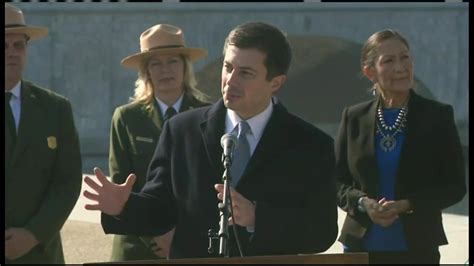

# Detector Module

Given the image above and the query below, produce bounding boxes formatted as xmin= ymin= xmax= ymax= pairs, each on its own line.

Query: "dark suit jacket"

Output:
xmin=335 ymin=90 xmax=466 ymax=250
xmin=5 ymin=80 xmax=82 ymax=264
xmin=102 ymin=98 xmax=338 ymax=259
xmin=108 ymin=92 xmax=209 ymax=261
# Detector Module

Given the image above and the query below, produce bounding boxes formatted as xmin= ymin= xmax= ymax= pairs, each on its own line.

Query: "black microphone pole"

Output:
xmin=208 ymin=134 xmax=237 ymax=257
xmin=218 ymin=158 xmax=232 ymax=257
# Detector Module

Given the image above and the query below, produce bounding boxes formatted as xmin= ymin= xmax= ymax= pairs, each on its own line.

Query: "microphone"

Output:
xmin=220 ymin=133 xmax=238 ymax=167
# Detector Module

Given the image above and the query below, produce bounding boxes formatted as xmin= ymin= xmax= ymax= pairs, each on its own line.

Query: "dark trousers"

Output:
xmin=345 ymin=249 xmax=440 ymax=264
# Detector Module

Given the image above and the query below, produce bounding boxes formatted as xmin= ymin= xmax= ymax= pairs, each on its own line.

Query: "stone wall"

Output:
xmin=13 ymin=2 xmax=469 ymax=175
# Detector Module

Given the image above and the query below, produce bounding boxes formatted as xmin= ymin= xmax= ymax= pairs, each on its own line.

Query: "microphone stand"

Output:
xmin=208 ymin=154 xmax=232 ymax=257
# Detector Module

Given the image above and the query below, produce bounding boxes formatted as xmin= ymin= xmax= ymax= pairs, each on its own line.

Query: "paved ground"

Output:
xmin=61 ymin=174 xmax=469 ymax=264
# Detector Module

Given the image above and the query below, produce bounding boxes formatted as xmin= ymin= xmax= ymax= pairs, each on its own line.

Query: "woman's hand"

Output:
xmin=362 ymin=197 xmax=399 ymax=227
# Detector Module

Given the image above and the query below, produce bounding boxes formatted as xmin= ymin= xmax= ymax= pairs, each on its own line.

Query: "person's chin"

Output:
xmin=156 ymin=85 xmax=178 ymax=93
xmin=5 ymin=69 xmax=22 ymax=80
xmin=5 ymin=65 xmax=22 ymax=72
xmin=157 ymin=79 xmax=177 ymax=87
xmin=396 ymin=86 xmax=411 ymax=93
xmin=224 ymin=98 xmax=240 ymax=110
xmin=223 ymin=100 xmax=234 ymax=109
xmin=393 ymin=79 xmax=412 ymax=88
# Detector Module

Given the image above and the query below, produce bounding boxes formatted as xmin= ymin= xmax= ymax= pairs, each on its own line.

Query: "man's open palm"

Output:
xmin=83 ymin=167 xmax=136 ymax=216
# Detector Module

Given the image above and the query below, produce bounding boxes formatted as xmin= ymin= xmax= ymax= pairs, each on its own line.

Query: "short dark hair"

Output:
xmin=223 ymin=22 xmax=292 ymax=80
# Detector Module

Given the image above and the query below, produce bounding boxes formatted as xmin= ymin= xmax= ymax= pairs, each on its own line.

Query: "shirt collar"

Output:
xmin=155 ymin=93 xmax=184 ymax=117
xmin=7 ymin=81 xmax=21 ymax=99
xmin=226 ymin=99 xmax=274 ymax=141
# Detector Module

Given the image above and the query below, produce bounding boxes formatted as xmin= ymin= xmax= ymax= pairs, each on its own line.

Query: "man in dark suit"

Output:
xmin=5 ymin=4 xmax=82 ymax=264
xmin=108 ymin=24 xmax=210 ymax=261
xmin=84 ymin=22 xmax=338 ymax=259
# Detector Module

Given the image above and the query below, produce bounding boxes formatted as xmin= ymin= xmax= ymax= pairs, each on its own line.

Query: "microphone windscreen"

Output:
xmin=220 ymin=133 xmax=237 ymax=149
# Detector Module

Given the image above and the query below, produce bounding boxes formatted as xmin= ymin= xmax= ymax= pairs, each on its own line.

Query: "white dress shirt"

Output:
xmin=155 ymin=94 xmax=184 ymax=117
xmin=225 ymin=99 xmax=274 ymax=156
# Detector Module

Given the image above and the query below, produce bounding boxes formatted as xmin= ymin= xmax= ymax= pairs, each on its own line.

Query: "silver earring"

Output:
xmin=372 ymin=86 xmax=377 ymax=96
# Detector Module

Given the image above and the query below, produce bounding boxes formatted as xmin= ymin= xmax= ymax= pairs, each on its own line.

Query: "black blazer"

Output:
xmin=102 ymin=98 xmax=338 ymax=258
xmin=335 ymin=90 xmax=466 ymax=250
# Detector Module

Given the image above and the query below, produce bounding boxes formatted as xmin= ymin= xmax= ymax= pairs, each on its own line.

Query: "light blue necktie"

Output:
xmin=230 ymin=121 xmax=251 ymax=187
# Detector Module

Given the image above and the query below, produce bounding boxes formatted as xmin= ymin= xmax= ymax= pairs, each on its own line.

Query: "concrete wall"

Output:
xmin=13 ymin=3 xmax=469 ymax=177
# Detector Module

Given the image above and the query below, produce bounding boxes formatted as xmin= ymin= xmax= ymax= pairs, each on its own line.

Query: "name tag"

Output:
xmin=136 ymin=136 xmax=154 ymax=143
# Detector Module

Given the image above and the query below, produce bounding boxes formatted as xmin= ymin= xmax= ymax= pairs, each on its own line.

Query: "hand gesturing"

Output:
xmin=83 ymin=167 xmax=136 ymax=216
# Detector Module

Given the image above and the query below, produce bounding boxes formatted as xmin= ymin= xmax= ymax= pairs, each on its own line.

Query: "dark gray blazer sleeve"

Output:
xmin=102 ymin=121 xmax=177 ymax=236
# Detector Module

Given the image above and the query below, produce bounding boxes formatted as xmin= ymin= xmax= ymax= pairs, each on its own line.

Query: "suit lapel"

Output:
xmin=199 ymin=99 xmax=290 ymax=185
xmin=143 ymin=100 xmax=163 ymax=136
xmin=358 ymin=97 xmax=380 ymax=196
xmin=179 ymin=93 xmax=196 ymax=113
xmin=396 ymin=90 xmax=422 ymax=183
xmin=199 ymin=100 xmax=290 ymax=186
xmin=200 ymin=100 xmax=226 ymax=178
xmin=241 ymin=102 xmax=287 ymax=183
xmin=5 ymin=125 xmax=14 ymax=171
xmin=10 ymin=82 xmax=43 ymax=167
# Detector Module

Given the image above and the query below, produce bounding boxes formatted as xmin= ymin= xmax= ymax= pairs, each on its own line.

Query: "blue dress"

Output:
xmin=363 ymin=108 xmax=408 ymax=251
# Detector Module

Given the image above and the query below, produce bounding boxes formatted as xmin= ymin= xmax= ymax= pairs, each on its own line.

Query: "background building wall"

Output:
xmin=14 ymin=2 xmax=468 ymax=214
